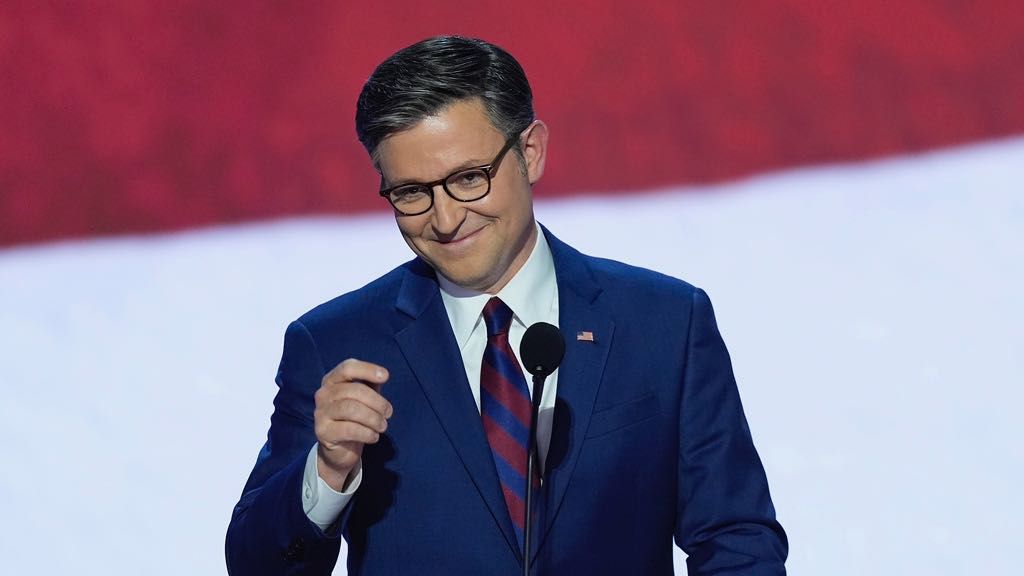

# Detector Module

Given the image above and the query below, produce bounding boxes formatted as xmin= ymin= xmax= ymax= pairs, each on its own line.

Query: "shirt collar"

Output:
xmin=438 ymin=223 xmax=557 ymax=350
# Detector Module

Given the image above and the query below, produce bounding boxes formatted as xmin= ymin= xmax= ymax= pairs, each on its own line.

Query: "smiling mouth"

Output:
xmin=438 ymin=226 xmax=485 ymax=245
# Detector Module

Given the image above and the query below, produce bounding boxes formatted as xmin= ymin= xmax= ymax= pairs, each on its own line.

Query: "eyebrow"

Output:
xmin=382 ymin=156 xmax=492 ymax=188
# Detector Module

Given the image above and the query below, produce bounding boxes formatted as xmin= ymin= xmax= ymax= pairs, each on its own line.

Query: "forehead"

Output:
xmin=375 ymin=99 xmax=505 ymax=182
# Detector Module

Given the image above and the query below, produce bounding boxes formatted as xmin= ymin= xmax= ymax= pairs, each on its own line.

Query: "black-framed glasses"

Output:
xmin=379 ymin=135 xmax=519 ymax=216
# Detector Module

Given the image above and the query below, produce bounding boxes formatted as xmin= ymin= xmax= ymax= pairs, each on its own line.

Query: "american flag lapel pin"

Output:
xmin=576 ymin=330 xmax=595 ymax=343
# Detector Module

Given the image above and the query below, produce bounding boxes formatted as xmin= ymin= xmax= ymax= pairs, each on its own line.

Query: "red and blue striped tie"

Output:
xmin=480 ymin=296 xmax=537 ymax=550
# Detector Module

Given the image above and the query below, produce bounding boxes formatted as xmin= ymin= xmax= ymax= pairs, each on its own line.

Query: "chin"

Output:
xmin=430 ymin=253 xmax=496 ymax=288
xmin=444 ymin=260 xmax=509 ymax=292
xmin=440 ymin=269 xmax=490 ymax=291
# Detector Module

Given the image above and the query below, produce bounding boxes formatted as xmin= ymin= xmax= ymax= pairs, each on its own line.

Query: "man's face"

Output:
xmin=375 ymin=98 xmax=547 ymax=294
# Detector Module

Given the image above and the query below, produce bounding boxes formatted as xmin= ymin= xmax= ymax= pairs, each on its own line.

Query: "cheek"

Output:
xmin=498 ymin=190 xmax=533 ymax=226
xmin=476 ymin=183 xmax=527 ymax=221
xmin=395 ymin=215 xmax=426 ymax=240
xmin=394 ymin=218 xmax=434 ymax=258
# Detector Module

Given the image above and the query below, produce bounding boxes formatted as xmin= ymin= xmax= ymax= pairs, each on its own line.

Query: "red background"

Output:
xmin=2 ymin=1 xmax=1023 ymax=247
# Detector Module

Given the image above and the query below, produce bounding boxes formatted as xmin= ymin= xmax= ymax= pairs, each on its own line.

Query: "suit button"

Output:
xmin=283 ymin=537 xmax=306 ymax=562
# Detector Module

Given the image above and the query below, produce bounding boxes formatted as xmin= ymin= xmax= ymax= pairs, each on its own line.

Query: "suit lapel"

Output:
xmin=533 ymin=230 xmax=614 ymax=564
xmin=393 ymin=260 xmax=523 ymax=561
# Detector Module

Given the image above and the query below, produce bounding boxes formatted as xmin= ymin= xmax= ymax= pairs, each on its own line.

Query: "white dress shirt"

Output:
xmin=302 ymin=225 xmax=560 ymax=531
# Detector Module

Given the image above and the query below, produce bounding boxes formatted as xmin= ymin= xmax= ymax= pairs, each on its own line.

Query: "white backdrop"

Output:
xmin=2 ymin=137 xmax=1021 ymax=575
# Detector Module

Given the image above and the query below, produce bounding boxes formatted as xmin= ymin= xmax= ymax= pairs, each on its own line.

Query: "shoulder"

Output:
xmin=560 ymin=246 xmax=722 ymax=354
xmin=547 ymin=229 xmax=704 ymax=309
xmin=580 ymin=254 xmax=714 ymax=330
xmin=293 ymin=258 xmax=427 ymax=335
xmin=584 ymin=253 xmax=701 ymax=302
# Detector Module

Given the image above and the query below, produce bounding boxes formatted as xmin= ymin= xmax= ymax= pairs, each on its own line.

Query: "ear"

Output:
xmin=520 ymin=120 xmax=549 ymax=185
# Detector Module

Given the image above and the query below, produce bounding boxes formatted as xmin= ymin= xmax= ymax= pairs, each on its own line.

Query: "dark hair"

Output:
xmin=355 ymin=36 xmax=535 ymax=159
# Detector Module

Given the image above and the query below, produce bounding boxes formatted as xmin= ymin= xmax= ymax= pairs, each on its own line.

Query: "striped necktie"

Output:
xmin=480 ymin=296 xmax=537 ymax=550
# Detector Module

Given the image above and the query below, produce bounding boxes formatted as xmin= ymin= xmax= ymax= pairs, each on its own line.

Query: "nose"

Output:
xmin=429 ymin=184 xmax=466 ymax=237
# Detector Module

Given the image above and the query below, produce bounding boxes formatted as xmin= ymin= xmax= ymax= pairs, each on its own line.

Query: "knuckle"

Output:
xmin=338 ymin=399 xmax=358 ymax=420
xmin=341 ymin=421 xmax=378 ymax=445
xmin=325 ymin=359 xmax=352 ymax=382
xmin=337 ymin=421 xmax=359 ymax=442
xmin=313 ymin=420 xmax=328 ymax=442
xmin=321 ymin=369 xmax=338 ymax=387
xmin=339 ymin=358 xmax=359 ymax=375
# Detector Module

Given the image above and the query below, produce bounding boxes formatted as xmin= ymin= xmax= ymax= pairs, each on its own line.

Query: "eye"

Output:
xmin=390 ymin=185 xmax=430 ymax=203
xmin=449 ymin=169 xmax=488 ymax=189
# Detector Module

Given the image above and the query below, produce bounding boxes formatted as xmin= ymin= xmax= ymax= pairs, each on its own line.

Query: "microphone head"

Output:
xmin=520 ymin=322 xmax=565 ymax=378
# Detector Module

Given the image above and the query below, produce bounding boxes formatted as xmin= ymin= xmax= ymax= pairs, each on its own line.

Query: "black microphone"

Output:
xmin=519 ymin=322 xmax=564 ymax=576
xmin=521 ymin=322 xmax=565 ymax=378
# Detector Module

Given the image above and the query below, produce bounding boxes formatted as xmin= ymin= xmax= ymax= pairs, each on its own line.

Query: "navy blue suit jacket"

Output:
xmin=226 ymin=228 xmax=787 ymax=575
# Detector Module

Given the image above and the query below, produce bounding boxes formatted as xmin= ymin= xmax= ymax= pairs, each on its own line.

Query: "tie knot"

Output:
xmin=482 ymin=297 xmax=514 ymax=337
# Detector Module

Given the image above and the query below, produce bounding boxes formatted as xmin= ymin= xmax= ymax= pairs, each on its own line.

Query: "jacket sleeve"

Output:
xmin=225 ymin=320 xmax=343 ymax=575
xmin=674 ymin=289 xmax=788 ymax=575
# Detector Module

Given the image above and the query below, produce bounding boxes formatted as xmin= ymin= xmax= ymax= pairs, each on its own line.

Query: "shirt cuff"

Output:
xmin=301 ymin=443 xmax=362 ymax=531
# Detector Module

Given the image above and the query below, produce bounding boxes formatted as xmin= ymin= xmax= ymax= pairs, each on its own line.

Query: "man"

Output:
xmin=226 ymin=36 xmax=787 ymax=575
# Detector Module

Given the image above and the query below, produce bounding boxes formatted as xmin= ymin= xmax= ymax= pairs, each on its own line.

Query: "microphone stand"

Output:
xmin=519 ymin=321 xmax=564 ymax=576
xmin=523 ymin=373 xmax=545 ymax=576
